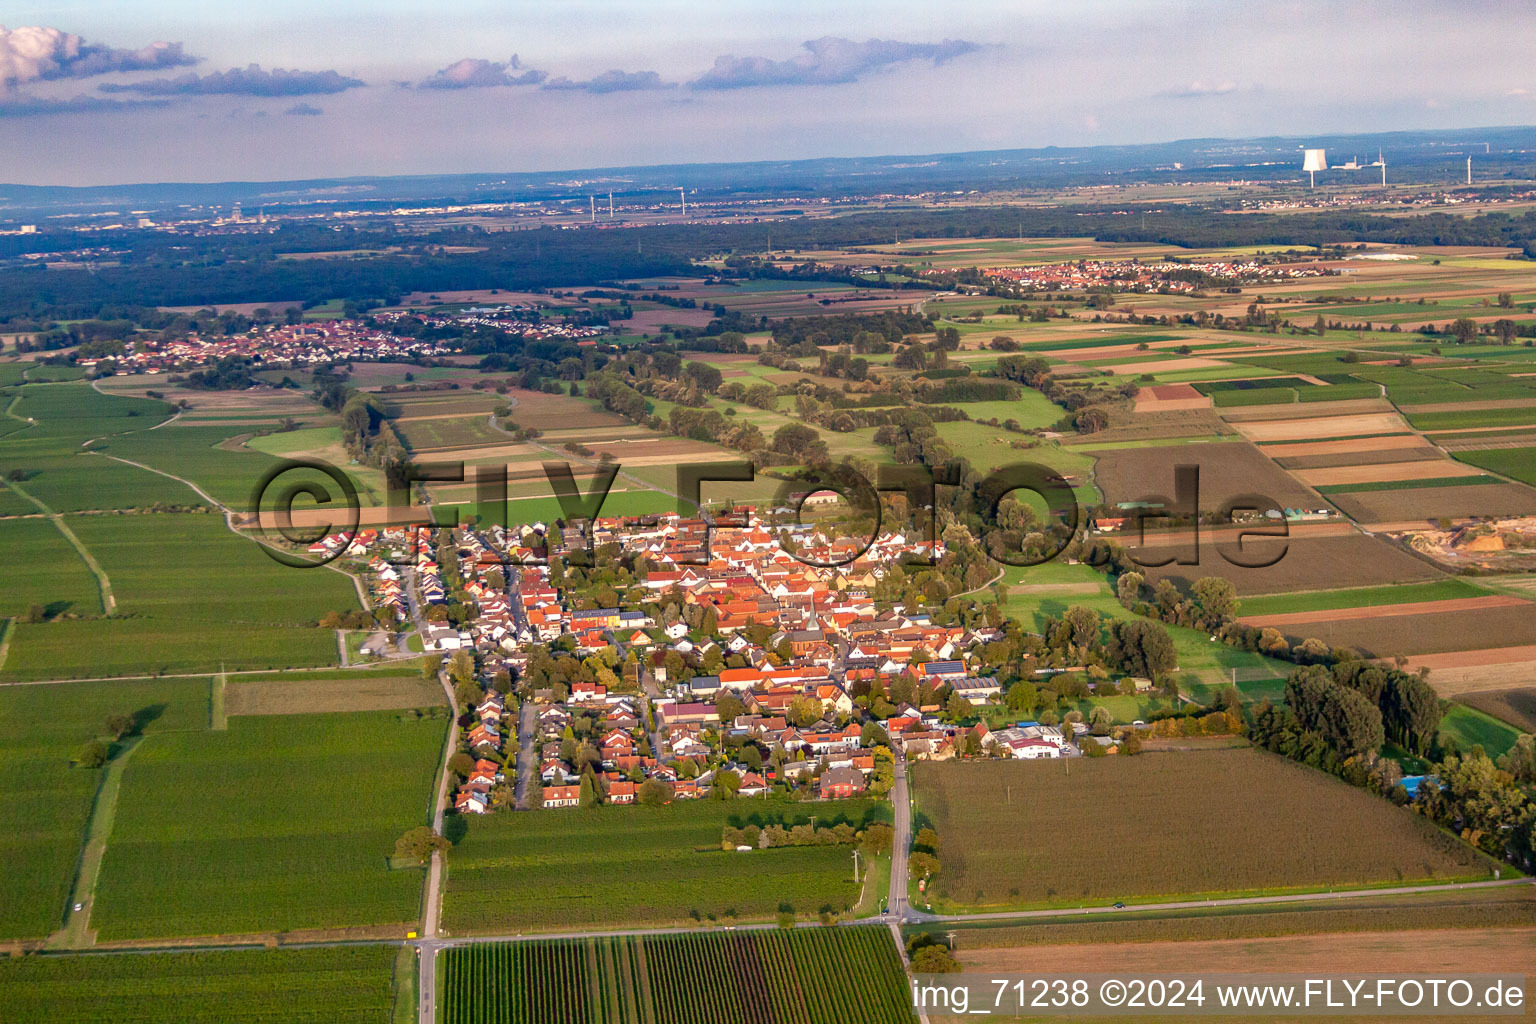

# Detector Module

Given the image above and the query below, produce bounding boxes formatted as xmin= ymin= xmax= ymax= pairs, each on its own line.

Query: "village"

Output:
xmin=70 ymin=311 xmax=610 ymax=375
xmin=308 ymin=506 xmax=1107 ymax=817
xmin=974 ymin=256 xmax=1332 ymax=294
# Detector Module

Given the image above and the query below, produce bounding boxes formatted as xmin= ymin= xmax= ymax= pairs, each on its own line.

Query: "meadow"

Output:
xmin=1455 ymin=687 xmax=1536 ymax=733
xmin=91 ymin=709 xmax=444 ymax=940
xmin=442 ymin=928 xmax=913 ymax=1024
xmin=0 ymin=946 xmax=398 ymax=1024
xmin=441 ymin=799 xmax=886 ymax=933
xmin=910 ymin=748 xmax=1493 ymax=912
xmin=0 ymin=677 xmax=210 ymax=941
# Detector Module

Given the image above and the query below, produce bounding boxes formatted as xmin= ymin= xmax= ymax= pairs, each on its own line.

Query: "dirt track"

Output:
xmin=959 ymin=926 xmax=1536 ymax=974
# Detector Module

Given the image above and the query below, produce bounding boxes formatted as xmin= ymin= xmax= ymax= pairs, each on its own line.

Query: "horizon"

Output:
xmin=4 ymin=0 xmax=1534 ymax=186
xmin=3 ymin=120 xmax=1532 ymax=193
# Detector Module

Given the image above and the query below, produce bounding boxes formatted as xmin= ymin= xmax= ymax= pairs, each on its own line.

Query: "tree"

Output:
xmin=913 ymin=827 xmax=940 ymax=852
xmin=908 ymin=851 xmax=940 ymax=879
xmin=394 ymin=826 xmax=450 ymax=865
xmin=1115 ymin=571 xmax=1144 ymax=605
xmin=579 ymin=769 xmax=600 ymax=807
xmin=638 ymin=778 xmax=674 ymax=806
xmin=715 ymin=692 xmax=747 ymax=722
xmin=447 ymin=752 xmax=476 ymax=778
xmin=1108 ymin=619 xmax=1177 ymax=680
xmin=911 ymin=945 xmax=962 ymax=973
xmin=860 ymin=822 xmax=894 ymax=853
xmin=1004 ymin=681 xmax=1038 ymax=715
xmin=945 ymin=690 xmax=972 ymax=720
xmin=787 ymin=695 xmax=824 ymax=728
xmin=106 ymin=713 xmax=136 ymax=740
xmin=74 ymin=739 xmax=109 ymax=768
xmin=1191 ymin=576 xmax=1238 ymax=621
xmin=711 ymin=769 xmax=741 ymax=800
xmin=1450 ymin=317 xmax=1479 ymax=344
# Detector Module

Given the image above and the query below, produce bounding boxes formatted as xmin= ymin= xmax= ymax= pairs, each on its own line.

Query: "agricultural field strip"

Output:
xmin=1240 ymin=594 xmax=1530 ymax=627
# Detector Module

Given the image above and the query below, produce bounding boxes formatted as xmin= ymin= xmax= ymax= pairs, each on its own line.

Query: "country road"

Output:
xmin=903 ymin=876 xmax=1535 ymax=925
xmin=888 ymin=747 xmax=914 ymax=923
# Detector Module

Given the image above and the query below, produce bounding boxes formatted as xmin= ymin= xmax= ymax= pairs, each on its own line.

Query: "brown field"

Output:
xmin=1220 ymin=399 xmax=1393 ymax=422
xmin=1096 ymin=356 xmax=1229 ymax=375
xmin=1270 ymin=604 xmax=1536 ymax=659
xmin=224 ymin=674 xmax=445 ymax=715
xmin=958 ymin=927 xmax=1536 ymax=976
xmin=344 ymin=362 xmax=486 ymax=389
xmin=1291 ymin=460 xmax=1487 ymax=487
xmin=502 ymin=388 xmax=629 ymax=431
xmin=911 ymin=749 xmax=1490 ymax=913
xmin=160 ymin=301 xmax=301 ymax=315
xmin=396 ymin=289 xmax=553 ymax=306
xmin=623 ymin=306 xmax=714 ymax=330
xmin=1456 ymin=686 xmax=1536 ymax=732
xmin=1328 ymin=482 xmax=1536 ymax=525
xmin=1258 ymin=434 xmax=1424 ymax=458
xmin=1092 ymin=440 xmax=1318 ymax=511
xmin=1232 ymin=413 xmax=1407 ymax=443
xmin=1399 ymin=647 xmax=1536 ymax=695
xmin=1131 ymin=533 xmax=1445 ymax=596
xmin=1063 ymin=409 xmax=1233 ymax=445
xmin=1241 ymin=594 xmax=1529 ymax=628
xmin=1273 ymin=447 xmax=1443 ymax=470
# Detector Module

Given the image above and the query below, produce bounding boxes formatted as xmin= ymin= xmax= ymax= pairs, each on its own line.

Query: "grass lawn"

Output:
xmin=92 ymin=709 xmax=446 ymax=940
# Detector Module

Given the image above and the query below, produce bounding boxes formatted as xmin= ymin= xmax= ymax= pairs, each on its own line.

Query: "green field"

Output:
xmin=393 ymin=414 xmax=510 ymax=451
xmin=0 ymin=946 xmax=398 ymax=1023
xmin=1409 ymin=406 xmax=1536 ymax=432
xmin=442 ymin=799 xmax=887 ymax=933
xmin=443 ymin=929 xmax=914 ymax=1024
xmin=1236 ymin=579 xmax=1493 ymax=618
xmin=92 ymin=709 xmax=444 ymax=940
xmin=0 ymin=677 xmax=210 ymax=941
xmin=0 ymin=512 xmax=357 ymax=681
xmin=1451 ymin=446 xmax=1536 ymax=488
xmin=1438 ymin=703 xmax=1526 ymax=760
xmin=0 ymin=517 xmax=103 ymax=618
xmin=910 ymin=749 xmax=1493 ymax=913
xmin=1315 ymin=475 xmax=1501 ymax=494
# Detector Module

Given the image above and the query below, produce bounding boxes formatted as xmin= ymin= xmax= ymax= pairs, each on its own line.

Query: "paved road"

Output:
xmin=513 ymin=700 xmax=536 ymax=809
xmin=888 ymin=748 xmax=913 ymax=923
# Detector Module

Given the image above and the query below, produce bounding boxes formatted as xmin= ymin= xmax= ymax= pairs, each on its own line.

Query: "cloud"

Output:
xmin=0 ymin=92 xmax=168 ymax=117
xmin=1160 ymin=79 xmax=1241 ymax=98
xmin=690 ymin=36 xmax=980 ymax=90
xmin=98 ymin=64 xmax=364 ymax=97
xmin=284 ymin=102 xmax=323 ymax=116
xmin=0 ymin=25 xmax=194 ymax=90
xmin=419 ymin=56 xmax=546 ymax=89
xmin=542 ymin=69 xmax=673 ymax=94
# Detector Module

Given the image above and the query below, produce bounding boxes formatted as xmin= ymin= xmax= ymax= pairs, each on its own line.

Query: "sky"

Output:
xmin=1 ymin=0 xmax=1533 ymax=186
